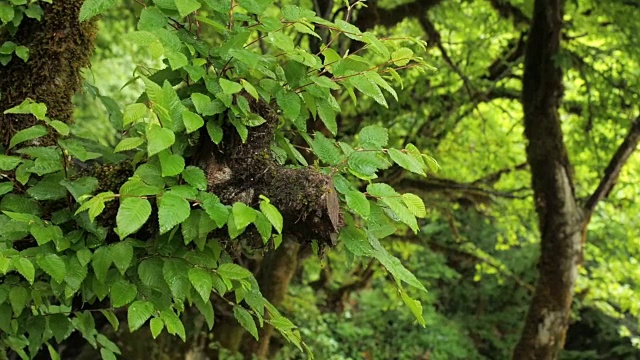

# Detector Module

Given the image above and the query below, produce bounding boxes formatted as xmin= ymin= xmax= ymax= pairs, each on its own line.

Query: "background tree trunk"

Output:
xmin=512 ymin=0 xmax=584 ymax=358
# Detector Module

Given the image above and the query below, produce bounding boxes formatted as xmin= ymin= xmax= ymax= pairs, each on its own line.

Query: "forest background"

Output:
xmin=0 ymin=0 xmax=639 ymax=359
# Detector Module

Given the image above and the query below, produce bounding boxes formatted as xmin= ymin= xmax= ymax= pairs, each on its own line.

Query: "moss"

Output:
xmin=0 ymin=0 xmax=96 ymax=148
xmin=195 ymin=95 xmax=342 ymax=246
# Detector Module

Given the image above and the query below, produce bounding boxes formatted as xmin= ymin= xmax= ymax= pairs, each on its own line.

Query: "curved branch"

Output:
xmin=583 ymin=116 xmax=640 ymax=217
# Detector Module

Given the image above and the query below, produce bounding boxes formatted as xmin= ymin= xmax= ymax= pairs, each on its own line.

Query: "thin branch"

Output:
xmin=583 ymin=116 xmax=640 ymax=217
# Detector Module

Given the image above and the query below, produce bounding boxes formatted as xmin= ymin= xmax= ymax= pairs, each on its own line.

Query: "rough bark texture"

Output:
xmin=512 ymin=0 xmax=584 ymax=358
xmin=0 ymin=1 xmax=96 ymax=147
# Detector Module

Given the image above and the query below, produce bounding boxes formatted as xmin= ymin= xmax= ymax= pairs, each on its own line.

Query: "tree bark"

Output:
xmin=512 ymin=0 xmax=583 ymax=358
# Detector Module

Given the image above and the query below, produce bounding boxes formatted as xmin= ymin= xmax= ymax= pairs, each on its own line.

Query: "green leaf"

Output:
xmin=9 ymin=286 xmax=28 ymax=316
xmin=191 ymin=93 xmax=225 ymax=116
xmin=101 ymin=349 xmax=117 ymax=360
xmin=4 ymin=98 xmax=47 ymax=120
xmin=399 ymin=288 xmax=426 ymax=326
xmin=158 ymin=151 xmax=185 ymax=177
xmin=217 ymin=263 xmax=252 ymax=281
xmin=174 ymin=0 xmax=201 ymax=17
xmin=92 ymin=246 xmax=112 ymax=283
xmin=9 ymin=125 xmax=48 ymax=149
xmin=111 ymin=280 xmax=137 ymax=307
xmin=219 ymin=78 xmax=243 ymax=94
xmin=392 ymin=47 xmax=414 ymax=66
xmin=345 ymin=190 xmax=370 ymax=219
xmin=79 ymin=0 xmax=117 ymax=21
xmin=128 ymin=300 xmax=154 ymax=332
xmin=359 ymin=125 xmax=388 ymax=149
xmin=350 ymin=74 xmax=387 ymax=107
xmin=160 ymin=309 xmax=186 ymax=341
xmin=259 ymin=199 xmax=283 ymax=234
xmin=371 ymin=240 xmax=426 ymax=292
xmin=158 ymin=192 xmax=191 ymax=234
xmin=0 ymin=155 xmax=22 ymax=171
xmin=241 ymin=79 xmax=259 ymax=100
xmin=150 ymin=317 xmax=164 ymax=339
xmin=232 ymin=202 xmax=256 ymax=230
xmin=13 ymin=258 xmax=34 ymax=284
xmin=61 ymin=177 xmax=99 ymax=201
xmin=182 ymin=166 xmax=207 ymax=191
xmin=312 ymin=132 xmax=344 ymax=165
xmin=276 ymin=90 xmax=301 ymax=121
xmin=147 ymin=125 xmax=175 ymax=156
xmin=339 ymin=224 xmax=373 ymax=256
xmin=163 ymin=259 xmax=191 ymax=302
xmin=49 ymin=120 xmax=70 ymax=136
xmin=0 ymin=182 xmax=12 ymax=196
xmin=317 ymin=98 xmax=337 ymax=135
xmin=233 ymin=306 xmax=258 ymax=340
xmin=114 ymin=137 xmax=144 ymax=153
xmin=181 ymin=209 xmax=216 ymax=249
xmin=388 ymin=148 xmax=426 ymax=175
xmin=348 ymin=151 xmax=387 ymax=180
xmin=206 ymin=120 xmax=223 ymax=144
xmin=237 ymin=0 xmax=274 ymax=15
xmin=182 ymin=110 xmax=204 ymax=134
xmin=188 ymin=267 xmax=213 ymax=302
xmin=111 ymin=241 xmax=134 ymax=275
xmin=402 ymin=193 xmax=426 ymax=218
xmin=37 ymin=254 xmax=66 ymax=283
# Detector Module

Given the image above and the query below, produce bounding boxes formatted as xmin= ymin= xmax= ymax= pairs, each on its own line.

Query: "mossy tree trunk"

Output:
xmin=0 ymin=1 xmax=95 ymax=146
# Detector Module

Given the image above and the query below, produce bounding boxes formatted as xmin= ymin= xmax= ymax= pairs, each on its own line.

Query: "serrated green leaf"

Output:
xmin=114 ymin=137 xmax=144 ymax=153
xmin=9 ymin=125 xmax=48 ymax=149
xmin=175 ymin=0 xmax=200 ymax=17
xmin=111 ymin=241 xmax=134 ymax=275
xmin=147 ymin=125 xmax=175 ymax=156
xmin=49 ymin=120 xmax=70 ymax=136
xmin=13 ymin=258 xmax=34 ymax=284
xmin=128 ymin=300 xmax=154 ymax=332
xmin=182 ymin=110 xmax=204 ymax=134
xmin=317 ymin=98 xmax=337 ymax=135
xmin=150 ymin=317 xmax=164 ymax=338
xmin=232 ymin=202 xmax=256 ymax=230
xmin=345 ymin=190 xmax=370 ymax=219
xmin=0 ymin=182 xmax=13 ymax=196
xmin=3 ymin=98 xmax=47 ymax=120
xmin=339 ymin=224 xmax=372 ymax=256
xmin=158 ymin=151 xmax=185 ymax=177
xmin=188 ymin=267 xmax=213 ymax=302
xmin=0 ymin=155 xmax=22 ymax=171
xmin=259 ymin=200 xmax=283 ymax=234
xmin=206 ymin=120 xmax=223 ymax=144
xmin=359 ymin=125 xmax=388 ymax=149
xmin=60 ymin=177 xmax=99 ymax=201
xmin=388 ymin=148 xmax=425 ymax=175
xmin=350 ymin=74 xmax=387 ymax=107
xmin=219 ymin=78 xmax=243 ymax=94
xmin=399 ymin=288 xmax=426 ymax=326
xmin=233 ymin=306 xmax=258 ymax=340
xmin=9 ymin=286 xmax=28 ymax=316
xmin=237 ymin=0 xmax=273 ymax=14
xmin=401 ymin=193 xmax=426 ymax=218
xmin=111 ymin=280 xmax=137 ymax=307
xmin=163 ymin=259 xmax=191 ymax=302
xmin=182 ymin=166 xmax=207 ymax=191
xmin=392 ymin=47 xmax=413 ymax=66
xmin=160 ymin=309 xmax=186 ymax=341
xmin=79 ymin=0 xmax=117 ymax=21
xmin=37 ymin=254 xmax=66 ymax=283
xmin=217 ymin=263 xmax=252 ymax=280
xmin=92 ymin=246 xmax=112 ymax=283
xmin=158 ymin=192 xmax=191 ymax=234
xmin=312 ymin=132 xmax=344 ymax=165
xmin=276 ymin=90 xmax=301 ymax=121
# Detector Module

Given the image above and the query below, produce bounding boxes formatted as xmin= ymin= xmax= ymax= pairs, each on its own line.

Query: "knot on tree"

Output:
xmin=196 ymin=95 xmax=342 ymax=246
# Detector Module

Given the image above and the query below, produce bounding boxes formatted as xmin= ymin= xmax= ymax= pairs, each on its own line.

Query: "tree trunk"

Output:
xmin=512 ymin=0 xmax=584 ymax=358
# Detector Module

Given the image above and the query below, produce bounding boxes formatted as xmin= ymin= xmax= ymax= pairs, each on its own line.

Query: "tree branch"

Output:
xmin=583 ymin=116 xmax=640 ymax=217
